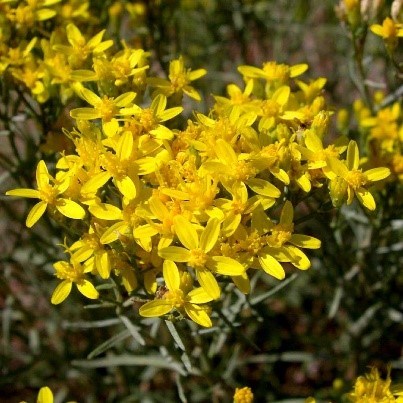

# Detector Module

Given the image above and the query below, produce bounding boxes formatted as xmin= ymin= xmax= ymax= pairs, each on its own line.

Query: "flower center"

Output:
xmin=165 ymin=289 xmax=185 ymax=308
xmin=267 ymin=223 xmax=293 ymax=248
xmin=189 ymin=248 xmax=208 ymax=268
xmin=345 ymin=170 xmax=367 ymax=189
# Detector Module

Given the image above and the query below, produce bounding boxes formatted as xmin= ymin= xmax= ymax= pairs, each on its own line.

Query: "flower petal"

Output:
xmin=188 ymin=287 xmax=213 ymax=303
xmin=95 ymin=251 xmax=111 ymax=279
xmin=26 ymin=201 xmax=47 ymax=227
xmin=158 ymin=246 xmax=191 ymax=262
xmin=89 ymin=203 xmax=122 ymax=220
xmin=163 ymin=260 xmax=180 ymax=290
xmin=285 ymin=245 xmax=311 ymax=270
xmin=258 ymin=253 xmax=285 ymax=280
xmin=209 ymin=256 xmax=245 ymax=276
xmin=115 ymin=176 xmax=137 ymax=200
xmin=289 ymin=234 xmax=321 ymax=249
xmin=200 ymin=217 xmax=220 ymax=253
xmin=6 ymin=188 xmax=40 ymax=198
xmin=184 ymin=304 xmax=212 ymax=327
xmin=173 ymin=215 xmax=199 ymax=250
xmin=197 ymin=269 xmax=220 ymax=300
xmin=356 ymin=187 xmax=376 ymax=211
xmin=247 ymin=178 xmax=281 ymax=198
xmin=139 ymin=300 xmax=173 ymax=317
xmin=56 ymin=199 xmax=86 ymax=219
xmin=51 ymin=280 xmax=72 ymax=304
xmin=347 ymin=141 xmax=359 ymax=170
xmin=77 ymin=280 xmax=99 ymax=299
xmin=232 ymin=272 xmax=250 ymax=294
xmin=37 ymin=386 xmax=54 ymax=403
xmin=280 ymin=200 xmax=294 ymax=224
xmin=365 ymin=167 xmax=390 ymax=182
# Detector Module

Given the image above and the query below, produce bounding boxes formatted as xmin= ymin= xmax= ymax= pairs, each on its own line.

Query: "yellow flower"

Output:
xmin=6 ymin=160 xmax=85 ymax=227
xmin=346 ymin=367 xmax=397 ymax=403
xmin=70 ymin=85 xmax=137 ymax=123
xmin=298 ymin=130 xmax=347 ymax=177
xmin=121 ymin=93 xmax=183 ymax=140
xmin=68 ymin=226 xmax=112 ymax=279
xmin=370 ymin=17 xmax=403 ymax=50
xmin=139 ymin=260 xmax=213 ymax=327
xmin=6 ymin=0 xmax=60 ymax=31
xmin=327 ymin=141 xmax=391 ymax=210
xmin=370 ymin=17 xmax=403 ymax=40
xmin=233 ymin=386 xmax=254 ymax=403
xmin=238 ymin=61 xmax=308 ymax=87
xmin=202 ymin=138 xmax=281 ymax=198
xmin=53 ymin=23 xmax=113 ymax=68
xmin=147 ymin=56 xmax=206 ymax=101
xmin=159 ymin=216 xmax=245 ymax=299
xmin=51 ymin=250 xmax=99 ymax=304
xmin=253 ymin=201 xmax=321 ymax=278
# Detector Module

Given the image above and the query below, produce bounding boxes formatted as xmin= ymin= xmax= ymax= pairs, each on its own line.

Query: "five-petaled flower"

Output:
xmin=6 ymin=160 xmax=85 ymax=227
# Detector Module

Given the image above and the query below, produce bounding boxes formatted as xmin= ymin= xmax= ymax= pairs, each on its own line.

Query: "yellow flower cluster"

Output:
xmin=233 ymin=386 xmax=254 ymax=403
xmin=0 ymin=0 xmax=98 ymax=103
xmin=346 ymin=367 xmax=403 ymax=403
xmin=5 ymin=18 xmax=392 ymax=327
xmin=352 ymin=95 xmax=403 ymax=182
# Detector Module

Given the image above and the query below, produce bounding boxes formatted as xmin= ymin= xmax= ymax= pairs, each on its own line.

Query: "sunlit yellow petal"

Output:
xmin=247 ymin=178 xmax=281 ymax=198
xmin=100 ymin=222 xmax=129 ymax=244
xmin=365 ymin=167 xmax=390 ymax=182
xmin=77 ymin=280 xmax=99 ymax=299
xmin=356 ymin=187 xmax=376 ymax=211
xmin=116 ymin=131 xmax=133 ymax=161
xmin=347 ymin=140 xmax=359 ymax=170
xmin=133 ymin=224 xmax=159 ymax=239
xmin=87 ymin=203 xmax=121 ymax=220
xmin=36 ymin=8 xmax=56 ymax=21
xmin=289 ymin=234 xmax=321 ymax=249
xmin=36 ymin=160 xmax=50 ymax=189
xmin=209 ymin=256 xmax=245 ymax=275
xmin=139 ymin=300 xmax=173 ymax=317
xmin=116 ymin=176 xmax=137 ymax=200
xmin=95 ymin=251 xmax=111 ymax=279
xmin=51 ymin=280 xmax=72 ymax=304
xmin=258 ymin=253 xmax=285 ymax=280
xmin=6 ymin=188 xmax=40 ymax=198
xmin=26 ymin=201 xmax=47 ymax=227
xmin=56 ymin=199 xmax=86 ymax=219
xmin=197 ymin=269 xmax=220 ymax=300
xmin=188 ymin=287 xmax=213 ymax=303
xmin=81 ymin=171 xmax=111 ymax=194
xmin=285 ymin=245 xmax=311 ymax=270
xmin=184 ymin=304 xmax=212 ymax=327
xmin=163 ymin=260 xmax=180 ymax=290
xmin=70 ymin=108 xmax=101 ymax=120
xmin=215 ymin=139 xmax=238 ymax=164
xmin=114 ymin=91 xmax=136 ymax=107
xmin=173 ymin=215 xmax=199 ymax=250
xmin=159 ymin=246 xmax=191 ymax=262
xmin=327 ymin=157 xmax=349 ymax=178
xmin=200 ymin=217 xmax=220 ymax=253
xmin=159 ymin=106 xmax=183 ymax=122
xmin=290 ymin=63 xmax=308 ymax=77
xmin=37 ymin=386 xmax=54 ymax=403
